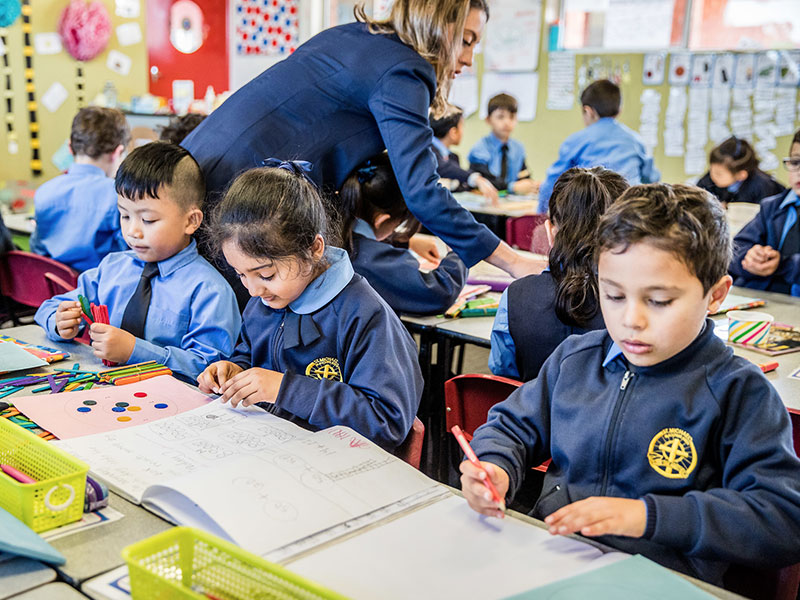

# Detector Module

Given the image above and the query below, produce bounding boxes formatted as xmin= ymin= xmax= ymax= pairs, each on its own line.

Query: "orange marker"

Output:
xmin=451 ymin=425 xmax=505 ymax=510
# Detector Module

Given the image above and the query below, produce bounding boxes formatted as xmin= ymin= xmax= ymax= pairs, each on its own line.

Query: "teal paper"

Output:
xmin=0 ymin=341 xmax=48 ymax=373
xmin=0 ymin=506 xmax=65 ymax=565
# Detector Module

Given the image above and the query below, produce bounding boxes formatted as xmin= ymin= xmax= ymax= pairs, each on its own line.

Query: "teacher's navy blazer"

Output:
xmin=182 ymin=22 xmax=499 ymax=267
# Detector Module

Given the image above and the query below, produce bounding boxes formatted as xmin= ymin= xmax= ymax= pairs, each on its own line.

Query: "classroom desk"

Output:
xmin=9 ymin=581 xmax=89 ymax=599
xmin=0 ymin=558 xmax=56 ymax=599
xmin=452 ymin=191 xmax=539 ymax=241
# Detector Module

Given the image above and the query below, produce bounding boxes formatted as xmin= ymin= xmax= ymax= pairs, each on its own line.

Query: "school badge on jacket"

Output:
xmin=305 ymin=357 xmax=342 ymax=381
xmin=647 ymin=428 xmax=697 ymax=479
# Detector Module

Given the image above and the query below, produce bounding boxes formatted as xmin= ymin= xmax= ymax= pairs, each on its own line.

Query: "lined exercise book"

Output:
xmin=54 ymin=403 xmax=444 ymax=559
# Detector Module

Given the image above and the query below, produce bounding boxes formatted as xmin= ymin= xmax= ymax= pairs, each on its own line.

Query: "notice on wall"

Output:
xmin=449 ymin=74 xmax=478 ymax=119
xmin=41 ymin=82 xmax=68 ymax=113
xmin=663 ymin=86 xmax=687 ymax=157
xmin=546 ymin=52 xmax=575 ymax=111
xmin=642 ymin=53 xmax=666 ymax=85
xmin=638 ymin=88 xmax=661 ymax=154
xmin=602 ymin=0 xmax=674 ymax=50
xmin=483 ymin=0 xmax=541 ymax=72
xmin=668 ymin=52 xmax=691 ymax=86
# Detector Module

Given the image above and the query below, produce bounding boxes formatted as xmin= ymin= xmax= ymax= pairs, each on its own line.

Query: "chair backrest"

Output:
xmin=445 ymin=374 xmax=522 ymax=440
xmin=0 ymin=251 xmax=79 ymax=307
xmin=395 ymin=417 xmax=425 ymax=470
xmin=44 ymin=271 xmax=78 ymax=297
xmin=505 ymin=214 xmax=548 ymax=253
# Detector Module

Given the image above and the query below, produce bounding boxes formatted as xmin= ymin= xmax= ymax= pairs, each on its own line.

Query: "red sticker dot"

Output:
xmin=133 ymin=392 xmax=147 ymax=398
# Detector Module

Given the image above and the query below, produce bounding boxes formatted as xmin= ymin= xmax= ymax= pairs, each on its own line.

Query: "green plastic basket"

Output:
xmin=122 ymin=527 xmax=348 ymax=600
xmin=0 ymin=417 xmax=88 ymax=532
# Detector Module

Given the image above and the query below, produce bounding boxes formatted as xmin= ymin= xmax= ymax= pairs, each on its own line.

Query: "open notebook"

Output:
xmin=54 ymin=403 xmax=445 ymax=560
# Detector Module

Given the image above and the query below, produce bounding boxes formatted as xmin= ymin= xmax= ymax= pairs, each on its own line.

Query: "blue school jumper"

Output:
xmin=30 ymin=163 xmax=127 ymax=272
xmin=35 ymin=240 xmax=241 ymax=380
xmin=473 ymin=322 xmax=800 ymax=584
xmin=230 ymin=247 xmax=422 ymax=450
xmin=730 ymin=190 xmax=800 ymax=295
xmin=489 ymin=271 xmax=605 ymax=381
xmin=697 ymin=169 xmax=785 ymax=205
xmin=182 ymin=22 xmax=498 ymax=268
xmin=467 ymin=134 xmax=527 ymax=192
xmin=350 ymin=219 xmax=466 ymax=315
xmin=432 ymin=138 xmax=480 ymax=191
xmin=538 ymin=117 xmax=661 ymax=212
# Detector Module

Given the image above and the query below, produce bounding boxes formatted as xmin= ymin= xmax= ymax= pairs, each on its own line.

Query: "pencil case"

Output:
xmin=122 ymin=527 xmax=347 ymax=600
xmin=0 ymin=417 xmax=88 ymax=532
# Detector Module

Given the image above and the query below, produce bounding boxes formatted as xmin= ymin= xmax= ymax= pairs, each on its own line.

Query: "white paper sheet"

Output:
xmin=602 ymin=0 xmax=674 ymax=50
xmin=449 ymin=73 xmax=478 ymax=118
xmin=664 ymin=86 xmax=687 ymax=157
xmin=638 ymin=89 xmax=661 ymax=153
xmin=106 ymin=50 xmax=131 ymax=75
xmin=480 ymin=71 xmax=538 ymax=121
xmin=41 ymin=82 xmax=68 ymax=113
xmin=690 ymin=54 xmax=714 ymax=87
xmin=546 ymin=52 xmax=575 ymax=111
xmin=33 ymin=33 xmax=62 ymax=55
xmin=115 ymin=0 xmax=140 ymax=18
xmin=483 ymin=0 xmax=541 ymax=72
xmin=116 ymin=22 xmax=142 ymax=46
xmin=669 ymin=52 xmax=691 ymax=86
xmin=642 ymin=53 xmax=666 ymax=85
xmin=734 ymin=53 xmax=756 ymax=88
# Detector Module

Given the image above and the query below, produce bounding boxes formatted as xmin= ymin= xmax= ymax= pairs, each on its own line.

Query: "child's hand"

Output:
xmin=219 ymin=367 xmax=284 ymax=408
xmin=511 ymin=178 xmax=538 ymax=196
xmin=544 ymin=497 xmax=647 ymax=538
xmin=197 ymin=361 xmax=243 ymax=394
xmin=474 ymin=176 xmax=499 ymax=205
xmin=408 ymin=235 xmax=441 ymax=264
xmin=89 ymin=323 xmax=136 ymax=363
xmin=459 ymin=459 xmax=509 ymax=519
xmin=742 ymin=244 xmax=780 ymax=277
xmin=55 ymin=301 xmax=84 ymax=339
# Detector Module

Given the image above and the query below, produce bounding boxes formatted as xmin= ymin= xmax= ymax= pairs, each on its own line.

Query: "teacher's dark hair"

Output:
xmin=356 ymin=0 xmax=489 ymax=118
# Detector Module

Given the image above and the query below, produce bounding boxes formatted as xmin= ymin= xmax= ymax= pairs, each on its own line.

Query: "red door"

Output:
xmin=147 ymin=0 xmax=229 ymax=98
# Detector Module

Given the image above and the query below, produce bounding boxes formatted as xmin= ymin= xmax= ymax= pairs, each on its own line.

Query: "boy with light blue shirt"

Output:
xmin=35 ymin=142 xmax=241 ymax=381
xmin=30 ymin=107 xmax=130 ymax=272
xmin=538 ymin=79 xmax=660 ymax=212
xmin=468 ymin=94 xmax=537 ymax=195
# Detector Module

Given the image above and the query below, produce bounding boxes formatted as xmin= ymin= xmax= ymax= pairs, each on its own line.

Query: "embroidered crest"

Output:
xmin=647 ymin=427 xmax=697 ymax=479
xmin=305 ymin=357 xmax=342 ymax=381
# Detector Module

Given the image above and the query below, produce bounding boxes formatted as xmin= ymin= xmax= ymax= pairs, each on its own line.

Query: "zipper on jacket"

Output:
xmin=599 ymin=370 xmax=634 ymax=496
xmin=272 ymin=319 xmax=285 ymax=371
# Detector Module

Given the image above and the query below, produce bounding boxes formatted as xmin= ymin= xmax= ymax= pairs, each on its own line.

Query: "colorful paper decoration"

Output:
xmin=0 ymin=0 xmax=21 ymax=27
xmin=235 ymin=0 xmax=298 ymax=56
xmin=58 ymin=0 xmax=111 ymax=61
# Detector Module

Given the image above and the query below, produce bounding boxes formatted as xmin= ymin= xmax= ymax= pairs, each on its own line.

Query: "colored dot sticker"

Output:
xmin=82 ymin=400 xmax=96 ymax=406
xmin=154 ymin=403 xmax=168 ymax=409
xmin=77 ymin=406 xmax=91 ymax=413
xmin=111 ymin=407 xmax=125 ymax=413
xmin=133 ymin=392 xmax=147 ymax=398
xmin=127 ymin=406 xmax=141 ymax=412
xmin=117 ymin=416 xmax=132 ymax=422
xmin=115 ymin=402 xmax=129 ymax=408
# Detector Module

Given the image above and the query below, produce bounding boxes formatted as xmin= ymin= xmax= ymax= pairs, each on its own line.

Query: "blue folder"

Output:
xmin=0 ymin=505 xmax=65 ymax=565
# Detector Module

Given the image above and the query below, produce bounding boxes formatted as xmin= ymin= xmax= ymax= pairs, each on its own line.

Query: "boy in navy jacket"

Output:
xmin=462 ymin=183 xmax=800 ymax=585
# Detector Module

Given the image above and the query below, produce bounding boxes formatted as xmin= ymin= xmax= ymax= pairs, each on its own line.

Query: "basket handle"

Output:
xmin=44 ymin=484 xmax=75 ymax=512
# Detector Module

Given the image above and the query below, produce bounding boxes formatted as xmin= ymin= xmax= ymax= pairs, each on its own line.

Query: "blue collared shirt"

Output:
xmin=431 ymin=137 xmax=450 ymax=160
xmin=538 ymin=118 xmax=661 ymax=212
xmin=352 ymin=218 xmax=376 ymax=240
xmin=468 ymin=133 xmax=527 ymax=190
xmin=489 ymin=290 xmax=519 ymax=379
xmin=30 ymin=163 xmax=127 ymax=272
xmin=777 ymin=190 xmax=800 ymax=251
xmin=35 ymin=240 xmax=242 ymax=380
xmin=602 ymin=341 xmax=624 ymax=367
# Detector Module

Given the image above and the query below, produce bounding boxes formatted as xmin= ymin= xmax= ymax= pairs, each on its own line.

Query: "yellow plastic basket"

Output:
xmin=122 ymin=527 xmax=347 ymax=600
xmin=0 ymin=417 xmax=88 ymax=532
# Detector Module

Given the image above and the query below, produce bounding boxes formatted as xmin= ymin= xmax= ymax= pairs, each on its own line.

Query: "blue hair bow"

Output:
xmin=356 ymin=164 xmax=377 ymax=184
xmin=261 ymin=158 xmax=317 ymax=186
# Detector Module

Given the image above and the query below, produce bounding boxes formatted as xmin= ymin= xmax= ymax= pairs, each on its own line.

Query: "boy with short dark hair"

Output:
xmin=468 ymin=93 xmax=537 ymax=195
xmin=30 ymin=107 xmax=131 ymax=272
xmin=538 ymin=79 xmax=660 ymax=212
xmin=462 ymin=183 xmax=800 ymax=585
xmin=730 ymin=129 xmax=800 ymax=295
xmin=35 ymin=142 xmax=241 ymax=381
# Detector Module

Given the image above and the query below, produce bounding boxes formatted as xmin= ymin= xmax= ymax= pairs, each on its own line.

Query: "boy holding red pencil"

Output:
xmin=34 ymin=143 xmax=241 ymax=381
xmin=461 ymin=184 xmax=800 ymax=586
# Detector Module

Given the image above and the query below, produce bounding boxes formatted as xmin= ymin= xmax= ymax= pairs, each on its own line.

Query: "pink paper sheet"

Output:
xmin=13 ymin=375 xmax=212 ymax=439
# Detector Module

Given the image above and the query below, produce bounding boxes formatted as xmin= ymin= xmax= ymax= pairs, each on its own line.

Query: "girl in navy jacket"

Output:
xmin=197 ymin=162 xmax=422 ymax=451
xmin=340 ymin=153 xmax=467 ymax=315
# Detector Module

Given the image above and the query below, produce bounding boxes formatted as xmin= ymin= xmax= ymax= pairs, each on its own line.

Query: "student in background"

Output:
xmin=462 ymin=183 xmax=800 ymax=585
xmin=538 ymin=79 xmax=659 ymax=213
xmin=490 ymin=167 xmax=628 ymax=381
xmin=468 ymin=93 xmax=538 ymax=195
xmin=159 ymin=114 xmax=207 ymax=145
xmin=35 ymin=142 xmax=241 ymax=381
xmin=697 ymin=136 xmax=785 ymax=205
xmin=730 ymin=130 xmax=800 ymax=295
xmin=30 ymin=107 xmax=130 ymax=272
xmin=430 ymin=107 xmax=499 ymax=203
xmin=197 ymin=161 xmax=422 ymax=451
xmin=339 ymin=153 xmax=467 ymax=315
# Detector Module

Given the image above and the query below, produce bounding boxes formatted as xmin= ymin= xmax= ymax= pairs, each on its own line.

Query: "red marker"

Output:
xmin=759 ymin=362 xmax=779 ymax=373
xmin=1 ymin=464 xmax=36 ymax=484
xmin=451 ymin=425 xmax=505 ymax=510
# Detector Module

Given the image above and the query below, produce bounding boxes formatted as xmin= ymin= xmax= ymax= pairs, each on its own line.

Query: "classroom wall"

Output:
xmin=0 ymin=0 xmax=148 ymax=184
xmin=453 ymin=7 xmax=800 ymax=189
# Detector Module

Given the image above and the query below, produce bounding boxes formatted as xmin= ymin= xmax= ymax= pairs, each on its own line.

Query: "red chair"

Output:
xmin=0 ymin=251 xmax=79 ymax=325
xmin=505 ymin=214 xmax=549 ymax=254
xmin=444 ymin=373 xmax=549 ymax=473
xmin=395 ymin=417 xmax=425 ymax=470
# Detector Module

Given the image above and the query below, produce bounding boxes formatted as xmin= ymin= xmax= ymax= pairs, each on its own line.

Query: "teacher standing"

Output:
xmin=183 ymin=0 xmax=539 ymax=278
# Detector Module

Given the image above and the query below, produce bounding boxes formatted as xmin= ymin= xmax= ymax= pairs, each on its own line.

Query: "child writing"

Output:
xmin=35 ymin=142 xmax=241 ymax=381
xmin=30 ymin=107 xmax=130 ymax=272
xmin=697 ymin=136 xmax=785 ymax=205
xmin=538 ymin=79 xmax=659 ymax=213
xmin=340 ymin=153 xmax=468 ymax=315
xmin=468 ymin=93 xmax=538 ymax=195
xmin=730 ymin=130 xmax=800 ymax=295
xmin=462 ymin=183 xmax=800 ymax=585
xmin=197 ymin=162 xmax=422 ymax=451
xmin=489 ymin=167 xmax=628 ymax=381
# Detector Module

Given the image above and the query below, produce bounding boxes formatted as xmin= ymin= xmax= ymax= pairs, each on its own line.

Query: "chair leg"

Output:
xmin=0 ymin=294 xmax=19 ymax=327
xmin=455 ymin=343 xmax=465 ymax=375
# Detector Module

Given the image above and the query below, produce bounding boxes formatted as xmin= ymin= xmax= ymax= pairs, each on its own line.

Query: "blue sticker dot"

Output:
xmin=237 ymin=5 xmax=242 ymax=11
xmin=112 ymin=407 xmax=125 ymax=412
xmin=285 ymin=18 xmax=291 ymax=26
xmin=273 ymin=14 xmax=279 ymax=21
xmin=77 ymin=406 xmax=91 ymax=412
xmin=154 ymin=403 xmax=168 ymax=409
xmin=280 ymin=5 xmax=285 ymax=11
xmin=237 ymin=44 xmax=243 ymax=52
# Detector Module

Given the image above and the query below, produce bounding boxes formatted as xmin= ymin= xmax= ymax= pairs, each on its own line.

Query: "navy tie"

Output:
xmin=120 ymin=262 xmax=159 ymax=339
xmin=500 ymin=144 xmax=509 ymax=186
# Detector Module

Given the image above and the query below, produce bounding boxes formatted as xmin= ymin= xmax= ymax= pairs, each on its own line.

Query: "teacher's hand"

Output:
xmin=486 ymin=241 xmax=548 ymax=279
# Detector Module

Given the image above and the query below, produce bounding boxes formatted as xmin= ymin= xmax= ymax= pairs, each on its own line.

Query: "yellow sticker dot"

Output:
xmin=127 ymin=406 xmax=141 ymax=412
xmin=117 ymin=416 xmax=132 ymax=422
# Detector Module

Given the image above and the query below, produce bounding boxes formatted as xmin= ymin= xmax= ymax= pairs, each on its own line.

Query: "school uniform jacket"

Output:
xmin=350 ymin=219 xmax=467 ymax=315
xmin=230 ymin=248 xmax=422 ymax=451
xmin=472 ymin=322 xmax=800 ymax=585
xmin=730 ymin=190 xmax=800 ymax=294
xmin=697 ymin=169 xmax=786 ymax=205
xmin=181 ymin=22 xmax=499 ymax=268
